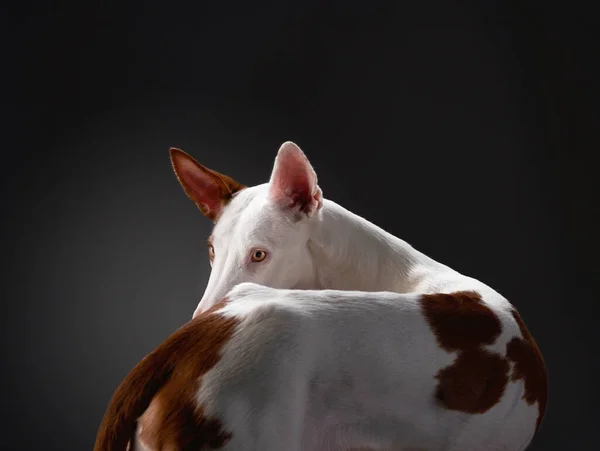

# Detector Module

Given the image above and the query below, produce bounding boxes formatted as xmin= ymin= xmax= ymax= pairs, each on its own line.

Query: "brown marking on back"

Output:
xmin=170 ymin=147 xmax=246 ymax=222
xmin=506 ymin=309 xmax=548 ymax=431
xmin=434 ymin=349 xmax=510 ymax=413
xmin=420 ymin=291 xmax=509 ymax=414
xmin=94 ymin=298 xmax=237 ymax=451
xmin=421 ymin=291 xmax=503 ymax=351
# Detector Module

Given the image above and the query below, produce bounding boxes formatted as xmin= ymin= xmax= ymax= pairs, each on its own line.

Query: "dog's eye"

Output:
xmin=208 ymin=245 xmax=215 ymax=260
xmin=251 ymin=249 xmax=267 ymax=262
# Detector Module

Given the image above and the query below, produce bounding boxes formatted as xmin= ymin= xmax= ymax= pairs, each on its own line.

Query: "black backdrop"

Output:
xmin=2 ymin=1 xmax=598 ymax=450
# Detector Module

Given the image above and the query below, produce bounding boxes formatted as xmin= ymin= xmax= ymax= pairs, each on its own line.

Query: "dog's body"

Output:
xmin=95 ymin=142 xmax=547 ymax=450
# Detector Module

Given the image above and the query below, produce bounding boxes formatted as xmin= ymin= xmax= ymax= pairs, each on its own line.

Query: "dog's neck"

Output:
xmin=307 ymin=199 xmax=452 ymax=293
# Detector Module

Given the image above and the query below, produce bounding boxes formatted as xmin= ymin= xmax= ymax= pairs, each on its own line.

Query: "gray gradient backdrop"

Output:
xmin=2 ymin=1 xmax=598 ymax=450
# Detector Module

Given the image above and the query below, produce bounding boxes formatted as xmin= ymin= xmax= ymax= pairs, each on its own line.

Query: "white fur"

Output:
xmin=191 ymin=284 xmax=538 ymax=451
xmin=138 ymin=142 xmax=542 ymax=450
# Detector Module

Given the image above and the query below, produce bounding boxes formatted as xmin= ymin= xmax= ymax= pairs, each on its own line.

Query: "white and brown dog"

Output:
xmin=94 ymin=142 xmax=547 ymax=451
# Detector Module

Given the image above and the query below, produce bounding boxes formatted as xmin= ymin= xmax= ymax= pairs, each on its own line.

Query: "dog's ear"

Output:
xmin=268 ymin=141 xmax=323 ymax=217
xmin=170 ymin=148 xmax=245 ymax=222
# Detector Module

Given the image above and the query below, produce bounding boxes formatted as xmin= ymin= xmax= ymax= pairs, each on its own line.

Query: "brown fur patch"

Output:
xmin=506 ymin=309 xmax=548 ymax=431
xmin=434 ymin=349 xmax=510 ymax=413
xmin=137 ymin=395 xmax=163 ymax=449
xmin=420 ymin=291 xmax=503 ymax=351
xmin=420 ymin=291 xmax=508 ymax=414
xmin=94 ymin=298 xmax=237 ymax=451
xmin=170 ymin=147 xmax=246 ymax=222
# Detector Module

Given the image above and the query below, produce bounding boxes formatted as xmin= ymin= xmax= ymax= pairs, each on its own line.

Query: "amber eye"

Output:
xmin=208 ymin=245 xmax=215 ymax=260
xmin=251 ymin=249 xmax=267 ymax=262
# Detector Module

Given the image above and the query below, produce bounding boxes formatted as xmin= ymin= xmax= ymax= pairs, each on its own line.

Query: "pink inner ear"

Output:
xmin=269 ymin=142 xmax=321 ymax=213
xmin=173 ymin=153 xmax=225 ymax=217
xmin=183 ymin=167 xmax=223 ymax=213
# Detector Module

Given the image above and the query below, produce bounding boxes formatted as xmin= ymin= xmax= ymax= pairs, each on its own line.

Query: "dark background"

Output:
xmin=1 ymin=1 xmax=598 ymax=450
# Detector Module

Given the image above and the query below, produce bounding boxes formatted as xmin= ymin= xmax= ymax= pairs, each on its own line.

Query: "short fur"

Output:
xmin=95 ymin=141 xmax=547 ymax=450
